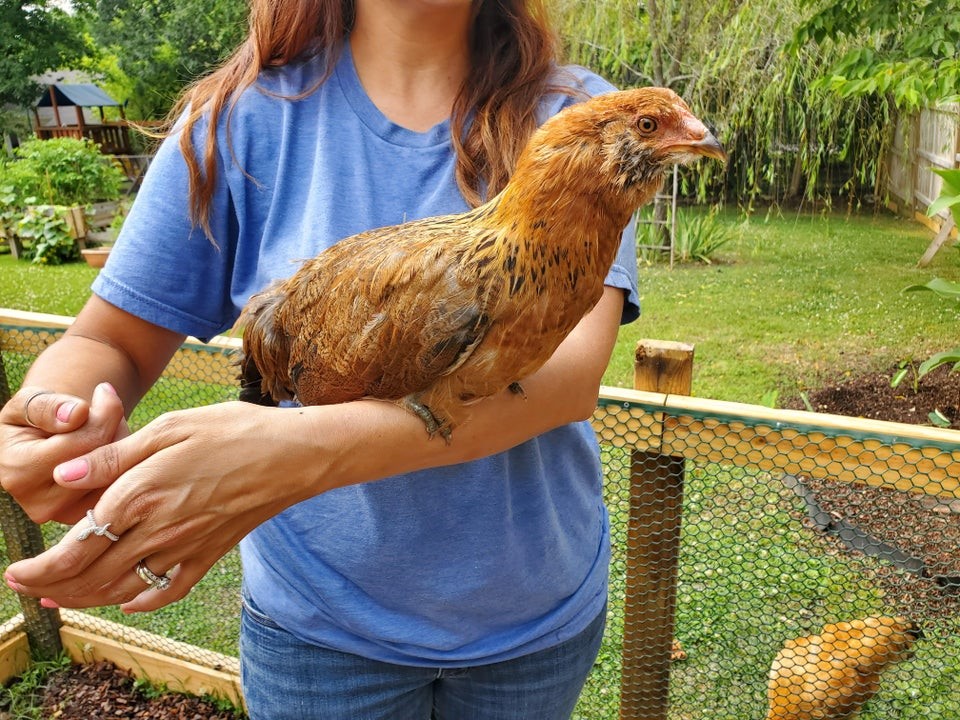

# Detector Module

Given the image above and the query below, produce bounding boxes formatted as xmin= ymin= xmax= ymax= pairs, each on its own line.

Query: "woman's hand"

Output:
xmin=0 ymin=382 xmax=129 ymax=524
xmin=4 ymin=400 xmax=327 ymax=613
xmin=0 ymin=296 xmax=187 ymax=525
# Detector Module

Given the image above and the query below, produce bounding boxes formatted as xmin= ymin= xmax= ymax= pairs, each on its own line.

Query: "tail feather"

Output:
xmin=237 ymin=289 xmax=292 ymax=406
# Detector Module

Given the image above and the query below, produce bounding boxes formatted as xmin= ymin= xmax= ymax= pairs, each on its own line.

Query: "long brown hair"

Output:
xmin=169 ymin=0 xmax=568 ymax=239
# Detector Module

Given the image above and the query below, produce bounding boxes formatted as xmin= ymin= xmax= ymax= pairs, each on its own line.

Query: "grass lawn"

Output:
xmin=1 ymin=207 xmax=958 ymax=718
xmin=604 ymin=207 xmax=960 ymax=404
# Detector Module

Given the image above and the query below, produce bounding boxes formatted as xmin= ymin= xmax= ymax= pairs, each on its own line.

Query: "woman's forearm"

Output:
xmin=296 ymin=285 xmax=625 ymax=495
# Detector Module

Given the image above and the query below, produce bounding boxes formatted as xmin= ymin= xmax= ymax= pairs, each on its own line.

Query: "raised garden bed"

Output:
xmin=0 ymin=609 xmax=244 ymax=717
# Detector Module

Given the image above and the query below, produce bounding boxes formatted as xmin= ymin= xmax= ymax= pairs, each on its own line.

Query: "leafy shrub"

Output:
xmin=1 ymin=137 xmax=124 ymax=206
xmin=895 ymin=168 xmax=960 ymax=426
xmin=635 ymin=206 xmax=733 ymax=265
xmin=17 ymin=205 xmax=80 ymax=265
xmin=0 ymin=138 xmax=125 ymax=264
xmin=674 ymin=208 xmax=734 ymax=263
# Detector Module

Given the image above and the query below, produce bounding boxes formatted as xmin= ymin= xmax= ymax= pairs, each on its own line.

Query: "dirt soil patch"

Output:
xmin=791 ymin=362 xmax=960 ymax=429
xmin=33 ymin=660 xmax=243 ymax=719
xmin=785 ymin=363 xmax=960 ymax=620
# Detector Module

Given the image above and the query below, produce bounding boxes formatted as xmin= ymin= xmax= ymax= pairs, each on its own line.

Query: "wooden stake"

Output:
xmin=619 ymin=340 xmax=694 ymax=720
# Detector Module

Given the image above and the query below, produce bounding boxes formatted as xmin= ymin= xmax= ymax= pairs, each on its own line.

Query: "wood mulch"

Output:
xmin=32 ymin=660 xmax=243 ymax=719
xmin=785 ymin=363 xmax=960 ymax=620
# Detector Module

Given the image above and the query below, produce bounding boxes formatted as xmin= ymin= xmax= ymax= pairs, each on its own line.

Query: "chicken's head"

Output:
xmin=521 ymin=87 xmax=726 ymax=210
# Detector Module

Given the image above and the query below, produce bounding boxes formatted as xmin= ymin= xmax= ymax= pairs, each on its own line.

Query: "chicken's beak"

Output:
xmin=669 ymin=114 xmax=728 ymax=164
xmin=690 ymin=131 xmax=727 ymax=163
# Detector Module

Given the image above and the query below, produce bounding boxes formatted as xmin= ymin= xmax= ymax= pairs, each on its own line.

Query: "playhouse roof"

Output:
xmin=36 ymin=83 xmax=120 ymax=108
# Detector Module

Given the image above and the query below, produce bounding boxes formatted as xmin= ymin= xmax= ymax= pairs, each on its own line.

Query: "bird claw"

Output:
xmin=402 ymin=397 xmax=452 ymax=443
xmin=508 ymin=381 xmax=526 ymax=399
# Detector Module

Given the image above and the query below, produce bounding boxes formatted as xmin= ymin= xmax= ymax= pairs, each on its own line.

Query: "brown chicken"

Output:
xmin=765 ymin=616 xmax=923 ymax=720
xmin=239 ymin=87 xmax=726 ymax=437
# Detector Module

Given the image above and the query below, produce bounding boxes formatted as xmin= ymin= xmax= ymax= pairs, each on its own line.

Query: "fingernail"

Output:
xmin=40 ymin=598 xmax=60 ymax=609
xmin=99 ymin=382 xmax=118 ymax=396
xmin=56 ymin=401 xmax=77 ymax=423
xmin=55 ymin=458 xmax=89 ymax=483
xmin=5 ymin=575 xmax=23 ymax=594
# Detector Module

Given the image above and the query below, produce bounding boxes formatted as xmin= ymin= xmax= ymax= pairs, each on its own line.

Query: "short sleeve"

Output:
xmin=92 ymin=123 xmax=238 ymax=341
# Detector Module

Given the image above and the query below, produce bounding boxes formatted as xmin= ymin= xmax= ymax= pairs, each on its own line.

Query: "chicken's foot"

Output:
xmin=508 ymin=381 xmax=526 ymax=399
xmin=401 ymin=396 xmax=452 ymax=442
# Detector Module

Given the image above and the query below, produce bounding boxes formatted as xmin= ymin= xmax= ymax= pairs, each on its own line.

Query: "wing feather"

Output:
xmin=276 ymin=217 xmax=498 ymax=405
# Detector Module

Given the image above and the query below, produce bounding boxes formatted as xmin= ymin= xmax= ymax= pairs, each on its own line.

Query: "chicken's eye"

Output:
xmin=637 ymin=117 xmax=658 ymax=134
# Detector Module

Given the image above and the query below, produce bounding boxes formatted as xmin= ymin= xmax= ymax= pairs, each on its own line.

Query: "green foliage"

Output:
xmin=673 ymin=207 xmax=733 ymax=263
xmin=897 ymin=169 xmax=960 ymax=392
xmin=0 ymin=107 xmax=31 ymax=147
xmin=903 ymin=277 xmax=960 ymax=378
xmin=794 ymin=0 xmax=960 ymax=110
xmin=636 ymin=206 xmax=733 ymax=264
xmin=0 ymin=0 xmax=89 ymax=109
xmin=555 ymin=0 xmax=891 ymax=207
xmin=927 ymin=168 xmax=960 ymax=227
xmin=0 ymin=653 xmax=72 ymax=720
xmin=2 ymin=137 xmax=124 ymax=206
xmin=16 ymin=205 xmax=79 ymax=265
xmin=75 ymin=0 xmax=248 ymax=119
xmin=890 ymin=358 xmax=920 ymax=393
xmin=0 ymin=137 xmax=124 ymax=264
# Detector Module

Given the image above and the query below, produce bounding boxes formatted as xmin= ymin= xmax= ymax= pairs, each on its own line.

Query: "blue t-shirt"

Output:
xmin=93 ymin=45 xmax=640 ymax=667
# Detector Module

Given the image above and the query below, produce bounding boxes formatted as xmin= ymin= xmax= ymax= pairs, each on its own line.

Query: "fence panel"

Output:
xmin=1 ymin=316 xmax=958 ymax=719
xmin=887 ymin=103 xmax=960 ymax=226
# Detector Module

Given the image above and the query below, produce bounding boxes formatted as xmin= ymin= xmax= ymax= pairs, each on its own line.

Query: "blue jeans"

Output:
xmin=240 ymin=594 xmax=606 ymax=720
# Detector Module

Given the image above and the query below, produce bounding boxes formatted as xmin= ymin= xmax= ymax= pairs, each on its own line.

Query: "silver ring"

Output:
xmin=136 ymin=560 xmax=172 ymax=591
xmin=76 ymin=509 xmax=119 ymax=542
xmin=23 ymin=390 xmax=53 ymax=429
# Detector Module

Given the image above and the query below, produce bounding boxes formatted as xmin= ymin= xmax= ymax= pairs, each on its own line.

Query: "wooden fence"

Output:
xmin=887 ymin=103 xmax=959 ymax=226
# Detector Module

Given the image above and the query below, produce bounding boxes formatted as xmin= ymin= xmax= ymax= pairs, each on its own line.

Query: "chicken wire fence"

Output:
xmin=1 ymin=316 xmax=959 ymax=720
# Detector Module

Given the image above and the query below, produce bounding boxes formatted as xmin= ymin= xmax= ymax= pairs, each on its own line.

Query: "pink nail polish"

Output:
xmin=5 ymin=576 xmax=23 ymax=593
xmin=56 ymin=401 xmax=77 ymax=423
xmin=55 ymin=458 xmax=89 ymax=483
xmin=40 ymin=598 xmax=60 ymax=609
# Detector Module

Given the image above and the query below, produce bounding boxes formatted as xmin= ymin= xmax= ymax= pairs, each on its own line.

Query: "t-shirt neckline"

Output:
xmin=335 ymin=43 xmax=452 ymax=149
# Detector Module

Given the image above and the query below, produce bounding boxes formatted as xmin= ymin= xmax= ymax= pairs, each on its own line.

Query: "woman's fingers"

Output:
xmin=4 ymin=427 xmax=163 ymax=594
xmin=10 ymin=386 xmax=90 ymax=434
xmin=0 ymin=382 xmax=128 ymax=523
xmin=6 ymin=402 xmax=309 ymax=612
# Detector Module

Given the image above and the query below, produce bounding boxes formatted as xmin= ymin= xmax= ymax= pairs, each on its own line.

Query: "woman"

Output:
xmin=0 ymin=0 xmax=639 ymax=716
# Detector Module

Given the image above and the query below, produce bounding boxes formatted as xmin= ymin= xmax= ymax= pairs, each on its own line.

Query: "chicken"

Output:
xmin=238 ymin=87 xmax=726 ymax=437
xmin=765 ymin=616 xmax=923 ymax=720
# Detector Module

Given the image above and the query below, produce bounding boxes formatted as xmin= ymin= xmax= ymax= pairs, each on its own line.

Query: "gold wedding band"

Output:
xmin=22 ymin=390 xmax=53 ymax=429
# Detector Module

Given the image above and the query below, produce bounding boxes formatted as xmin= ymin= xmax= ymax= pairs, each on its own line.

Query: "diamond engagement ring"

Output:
xmin=136 ymin=560 xmax=172 ymax=591
xmin=76 ymin=509 xmax=120 ymax=542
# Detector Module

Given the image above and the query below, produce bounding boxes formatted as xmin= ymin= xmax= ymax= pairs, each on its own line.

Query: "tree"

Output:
xmin=554 ymin=0 xmax=883 ymax=207
xmin=0 ymin=0 xmax=88 ymax=108
xmin=77 ymin=0 xmax=248 ymax=119
xmin=794 ymin=0 xmax=960 ymax=110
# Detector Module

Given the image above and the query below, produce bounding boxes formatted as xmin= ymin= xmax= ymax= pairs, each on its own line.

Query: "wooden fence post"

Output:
xmin=619 ymin=339 xmax=694 ymax=720
xmin=0 ymin=339 xmax=63 ymax=659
